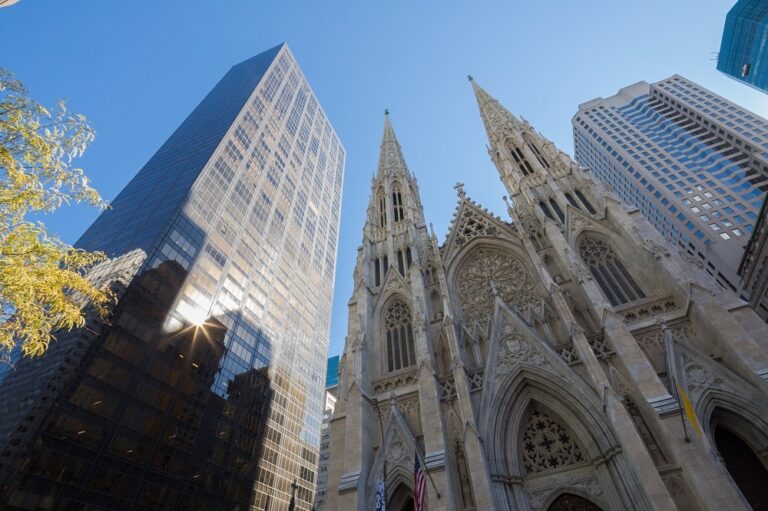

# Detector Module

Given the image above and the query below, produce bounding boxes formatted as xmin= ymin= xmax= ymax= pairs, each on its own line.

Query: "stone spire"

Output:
xmin=377 ymin=110 xmax=410 ymax=178
xmin=469 ymin=77 xmax=523 ymax=145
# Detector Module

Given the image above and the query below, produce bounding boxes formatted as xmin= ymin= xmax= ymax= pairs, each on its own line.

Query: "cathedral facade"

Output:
xmin=322 ymin=81 xmax=768 ymax=511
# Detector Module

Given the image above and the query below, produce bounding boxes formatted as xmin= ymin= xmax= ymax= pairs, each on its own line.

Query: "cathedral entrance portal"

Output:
xmin=714 ymin=426 xmax=768 ymax=510
xmin=547 ymin=493 xmax=602 ymax=511
xmin=388 ymin=483 xmax=415 ymax=511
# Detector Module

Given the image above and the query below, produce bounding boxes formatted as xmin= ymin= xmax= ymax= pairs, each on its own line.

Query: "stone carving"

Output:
xmin=568 ymin=213 xmax=593 ymax=239
xmin=372 ymin=370 xmax=417 ymax=393
xmin=522 ymin=407 xmax=584 ymax=474
xmin=439 ymin=376 xmax=457 ymax=401
xmin=467 ymin=368 xmax=484 ymax=392
xmin=587 ymin=336 xmax=613 ymax=361
xmin=529 ymin=475 xmax=603 ymax=510
xmin=683 ymin=356 xmax=723 ymax=400
xmin=643 ymin=239 xmax=671 ymax=260
xmin=379 ymin=396 xmax=422 ymax=438
xmin=453 ymin=207 xmax=499 ymax=247
xmin=457 ymin=249 xmax=538 ymax=325
xmin=678 ymin=250 xmax=705 ymax=270
xmin=634 ymin=323 xmax=695 ymax=373
xmin=621 ymin=296 xmax=678 ymax=323
xmin=554 ymin=342 xmax=579 ymax=365
xmin=383 ymin=271 xmax=410 ymax=296
xmin=496 ymin=323 xmax=548 ymax=376
xmin=579 ymin=237 xmax=615 ymax=266
xmin=387 ymin=433 xmax=408 ymax=466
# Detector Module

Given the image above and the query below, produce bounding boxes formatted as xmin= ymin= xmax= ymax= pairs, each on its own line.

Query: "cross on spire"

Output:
xmin=454 ymin=182 xmax=466 ymax=199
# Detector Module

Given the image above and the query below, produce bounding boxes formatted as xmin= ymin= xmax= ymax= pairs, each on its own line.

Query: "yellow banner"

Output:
xmin=678 ymin=385 xmax=702 ymax=436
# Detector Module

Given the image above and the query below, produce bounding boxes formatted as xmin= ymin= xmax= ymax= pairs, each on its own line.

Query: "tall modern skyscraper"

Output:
xmin=0 ymin=43 xmax=344 ymax=510
xmin=718 ymin=0 xmax=768 ymax=93
xmin=573 ymin=75 xmax=768 ymax=290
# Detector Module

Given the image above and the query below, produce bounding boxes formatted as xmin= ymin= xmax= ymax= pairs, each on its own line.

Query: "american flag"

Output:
xmin=414 ymin=455 xmax=427 ymax=510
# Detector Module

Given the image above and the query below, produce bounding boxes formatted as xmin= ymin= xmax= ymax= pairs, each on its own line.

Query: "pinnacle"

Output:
xmin=376 ymin=111 xmax=409 ymax=178
xmin=469 ymin=79 xmax=523 ymax=141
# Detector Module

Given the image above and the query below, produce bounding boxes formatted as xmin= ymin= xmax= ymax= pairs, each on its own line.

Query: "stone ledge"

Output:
xmin=648 ymin=394 xmax=679 ymax=417
xmin=338 ymin=470 xmax=360 ymax=493
xmin=425 ymin=449 xmax=446 ymax=470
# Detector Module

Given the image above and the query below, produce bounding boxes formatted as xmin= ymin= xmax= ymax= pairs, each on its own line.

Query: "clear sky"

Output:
xmin=2 ymin=1 xmax=766 ymax=359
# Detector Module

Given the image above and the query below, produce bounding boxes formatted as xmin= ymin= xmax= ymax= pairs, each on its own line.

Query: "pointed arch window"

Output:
xmin=564 ymin=192 xmax=581 ymax=210
xmin=579 ymin=236 xmax=645 ymax=306
xmin=377 ymin=188 xmax=387 ymax=227
xmin=384 ymin=298 xmax=416 ymax=372
xmin=526 ymin=140 xmax=549 ymax=169
xmin=549 ymin=198 xmax=565 ymax=223
xmin=575 ymin=189 xmax=597 ymax=214
xmin=539 ymin=201 xmax=556 ymax=221
xmin=397 ymin=250 xmax=406 ymax=276
xmin=508 ymin=142 xmax=535 ymax=176
xmin=392 ymin=183 xmax=404 ymax=223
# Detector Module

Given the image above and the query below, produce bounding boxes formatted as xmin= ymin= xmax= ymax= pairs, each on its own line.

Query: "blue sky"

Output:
xmin=2 ymin=1 xmax=766 ymax=359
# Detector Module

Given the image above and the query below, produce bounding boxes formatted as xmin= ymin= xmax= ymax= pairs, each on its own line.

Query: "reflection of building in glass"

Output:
xmin=0 ymin=43 xmax=344 ymax=510
xmin=314 ymin=355 xmax=339 ymax=508
xmin=718 ymin=0 xmax=768 ymax=93
xmin=573 ymin=75 xmax=768 ymax=290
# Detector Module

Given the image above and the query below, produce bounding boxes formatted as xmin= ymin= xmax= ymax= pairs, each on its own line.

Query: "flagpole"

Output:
xmin=415 ymin=449 xmax=441 ymax=499
xmin=670 ymin=376 xmax=691 ymax=443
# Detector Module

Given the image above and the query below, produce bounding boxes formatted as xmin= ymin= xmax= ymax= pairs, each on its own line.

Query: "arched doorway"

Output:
xmin=714 ymin=426 xmax=768 ymax=510
xmin=548 ymin=493 xmax=602 ymax=511
xmin=388 ymin=483 xmax=414 ymax=511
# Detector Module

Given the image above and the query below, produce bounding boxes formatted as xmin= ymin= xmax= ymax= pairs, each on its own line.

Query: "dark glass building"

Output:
xmin=718 ymin=0 xmax=768 ymax=93
xmin=0 ymin=43 xmax=344 ymax=510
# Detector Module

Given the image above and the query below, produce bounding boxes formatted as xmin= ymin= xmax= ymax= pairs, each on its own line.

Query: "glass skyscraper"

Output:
xmin=0 ymin=43 xmax=344 ymax=510
xmin=573 ymin=75 xmax=768 ymax=290
xmin=718 ymin=0 xmax=768 ymax=94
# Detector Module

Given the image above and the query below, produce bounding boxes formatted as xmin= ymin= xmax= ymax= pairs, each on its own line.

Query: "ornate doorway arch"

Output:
xmin=714 ymin=425 xmax=768 ymax=510
xmin=547 ymin=492 xmax=602 ymax=511
xmin=387 ymin=482 xmax=414 ymax=511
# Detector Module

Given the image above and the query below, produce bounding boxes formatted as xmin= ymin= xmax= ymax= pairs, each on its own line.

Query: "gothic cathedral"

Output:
xmin=322 ymin=81 xmax=768 ymax=510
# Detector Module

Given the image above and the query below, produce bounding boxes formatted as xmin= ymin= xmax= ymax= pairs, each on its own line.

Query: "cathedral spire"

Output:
xmin=377 ymin=110 xmax=410 ymax=178
xmin=469 ymin=77 xmax=523 ymax=144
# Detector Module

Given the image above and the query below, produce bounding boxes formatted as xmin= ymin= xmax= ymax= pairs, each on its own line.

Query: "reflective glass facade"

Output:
xmin=718 ymin=0 xmax=768 ymax=93
xmin=574 ymin=75 xmax=768 ymax=289
xmin=0 ymin=44 xmax=344 ymax=510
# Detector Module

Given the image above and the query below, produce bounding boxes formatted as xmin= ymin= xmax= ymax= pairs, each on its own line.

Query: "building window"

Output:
xmin=549 ymin=198 xmax=565 ymax=223
xmin=377 ymin=188 xmax=387 ymax=228
xmin=579 ymin=236 xmax=645 ymax=306
xmin=392 ymin=183 xmax=404 ymax=223
xmin=575 ymin=189 xmax=597 ymax=214
xmin=508 ymin=141 xmax=535 ymax=176
xmin=384 ymin=298 xmax=416 ymax=372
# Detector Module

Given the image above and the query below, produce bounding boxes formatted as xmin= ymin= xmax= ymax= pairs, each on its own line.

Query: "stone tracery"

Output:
xmin=457 ymin=249 xmax=538 ymax=324
xmin=522 ymin=407 xmax=585 ymax=474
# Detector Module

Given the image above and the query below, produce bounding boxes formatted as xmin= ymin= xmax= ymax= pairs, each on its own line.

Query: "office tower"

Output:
xmin=718 ymin=0 xmax=768 ymax=93
xmin=322 ymin=84 xmax=768 ymax=511
xmin=313 ymin=355 xmax=339 ymax=509
xmin=0 ymin=43 xmax=344 ymax=511
xmin=739 ymin=195 xmax=768 ymax=320
xmin=573 ymin=75 xmax=768 ymax=290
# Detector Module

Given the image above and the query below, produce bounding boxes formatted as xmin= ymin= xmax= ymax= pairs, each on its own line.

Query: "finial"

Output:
xmin=467 ymin=74 xmax=474 ymax=82
xmin=454 ymin=182 xmax=466 ymax=199
xmin=384 ymin=108 xmax=389 ymax=116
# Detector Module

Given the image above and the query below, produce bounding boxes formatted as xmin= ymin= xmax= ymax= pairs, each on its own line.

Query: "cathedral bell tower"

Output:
xmin=324 ymin=113 xmax=455 ymax=510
